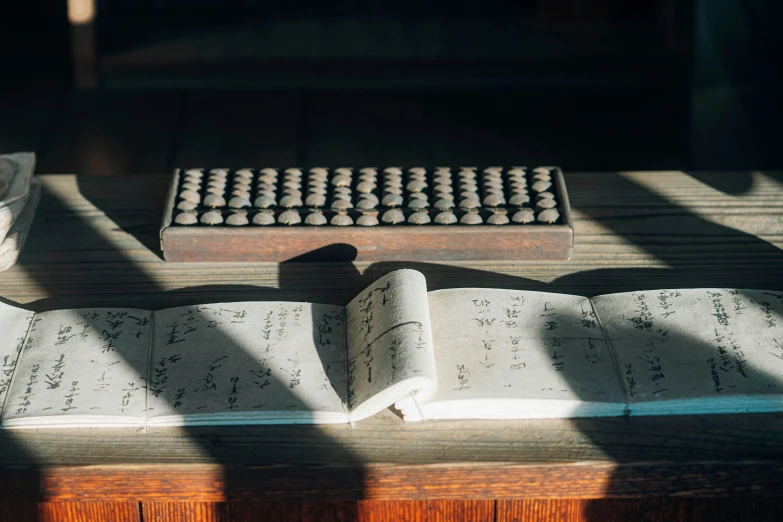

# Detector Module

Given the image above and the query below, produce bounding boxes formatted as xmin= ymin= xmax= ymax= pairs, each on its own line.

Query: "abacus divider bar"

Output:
xmin=160 ymin=168 xmax=182 ymax=246
xmin=552 ymin=167 xmax=574 ymax=234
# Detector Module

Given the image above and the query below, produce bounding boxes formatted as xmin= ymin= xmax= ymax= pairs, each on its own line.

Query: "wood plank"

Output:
xmin=142 ymin=502 xmax=225 ymax=522
xmin=174 ymin=92 xmax=300 ymax=168
xmin=0 ymin=501 xmax=139 ymax=522
xmin=303 ymin=92 xmax=429 ymax=166
xmin=354 ymin=500 xmax=494 ymax=522
xmin=2 ymin=451 xmax=783 ymax=501
xmin=142 ymin=501 xmax=352 ymax=521
xmin=497 ymin=499 xmax=589 ymax=522
xmin=498 ymin=498 xmax=783 ymax=522
xmin=39 ymin=92 xmax=182 ymax=176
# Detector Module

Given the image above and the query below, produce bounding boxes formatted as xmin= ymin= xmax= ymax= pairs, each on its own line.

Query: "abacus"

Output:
xmin=160 ymin=166 xmax=573 ymax=262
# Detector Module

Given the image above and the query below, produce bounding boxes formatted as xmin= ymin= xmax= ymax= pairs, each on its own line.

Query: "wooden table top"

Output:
xmin=0 ymin=171 xmax=782 ymax=502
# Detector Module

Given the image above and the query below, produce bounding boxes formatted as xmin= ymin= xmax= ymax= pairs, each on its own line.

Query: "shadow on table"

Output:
xmin=4 ymin=167 xmax=783 ymax=520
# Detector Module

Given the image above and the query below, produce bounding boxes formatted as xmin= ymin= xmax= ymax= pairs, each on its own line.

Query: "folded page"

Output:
xmin=345 ymin=269 xmax=437 ymax=422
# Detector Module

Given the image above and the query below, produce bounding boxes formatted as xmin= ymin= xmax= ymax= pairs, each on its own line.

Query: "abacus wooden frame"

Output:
xmin=159 ymin=167 xmax=574 ymax=262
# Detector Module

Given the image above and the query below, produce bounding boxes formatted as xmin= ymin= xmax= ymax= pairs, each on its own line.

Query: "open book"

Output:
xmin=0 ymin=269 xmax=781 ymax=428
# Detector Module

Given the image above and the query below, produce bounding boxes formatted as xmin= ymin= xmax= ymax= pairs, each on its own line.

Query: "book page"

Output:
xmin=417 ymin=289 xmax=625 ymax=419
xmin=345 ymin=270 xmax=437 ymax=421
xmin=591 ymin=289 xmax=783 ymax=413
xmin=2 ymin=308 xmax=152 ymax=427
xmin=0 ymin=301 xmax=35 ymax=416
xmin=146 ymin=301 xmax=347 ymax=425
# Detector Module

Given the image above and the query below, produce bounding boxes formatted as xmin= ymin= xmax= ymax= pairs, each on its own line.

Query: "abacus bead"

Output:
xmin=179 ymin=190 xmax=201 ymax=203
xmin=231 ymin=189 xmax=251 ymax=198
xmin=531 ymin=180 xmax=552 ymax=192
xmin=408 ymin=211 xmax=431 ymax=225
xmin=356 ymin=214 xmax=380 ymax=226
xmin=304 ymin=212 xmax=327 ymax=225
xmin=252 ymin=212 xmax=276 ymax=225
xmin=434 ymin=211 xmax=458 ymax=224
xmin=482 ymin=194 xmax=506 ymax=207
xmin=458 ymin=198 xmax=481 ymax=210
xmin=434 ymin=198 xmax=455 ymax=210
xmin=226 ymin=213 xmax=249 ymax=226
xmin=512 ymin=209 xmax=535 ymax=223
xmin=356 ymin=198 xmax=378 ymax=210
xmin=331 ymin=199 xmax=354 ymax=210
xmin=279 ymin=195 xmax=303 ymax=207
xmin=200 ymin=211 xmax=223 ymax=225
xmin=537 ymin=208 xmax=560 ymax=223
xmin=382 ymin=194 xmax=403 ymax=207
xmin=254 ymin=196 xmax=276 ymax=208
xmin=536 ymin=198 xmax=557 ymax=211
xmin=331 ymin=175 xmax=352 ymax=187
xmin=278 ymin=209 xmax=302 ymax=225
xmin=381 ymin=208 xmax=405 ymax=224
xmin=331 ymin=213 xmax=353 ymax=226
xmin=357 ymin=193 xmax=379 ymax=205
xmin=204 ymin=194 xmax=226 ymax=207
xmin=174 ymin=212 xmax=198 ymax=225
xmin=460 ymin=212 xmax=483 ymax=225
xmin=356 ymin=181 xmax=376 ymax=193
xmin=228 ymin=196 xmax=251 ymax=209
xmin=487 ymin=213 xmax=510 ymax=225
xmin=305 ymin=194 xmax=327 ymax=207
xmin=509 ymin=193 xmax=531 ymax=206
xmin=408 ymin=198 xmax=429 ymax=210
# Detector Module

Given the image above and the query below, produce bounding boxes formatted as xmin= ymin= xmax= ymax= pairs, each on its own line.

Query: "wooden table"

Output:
xmin=0 ymin=172 xmax=782 ymax=521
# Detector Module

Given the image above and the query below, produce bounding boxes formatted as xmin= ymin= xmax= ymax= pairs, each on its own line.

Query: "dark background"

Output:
xmin=0 ymin=0 xmax=780 ymax=172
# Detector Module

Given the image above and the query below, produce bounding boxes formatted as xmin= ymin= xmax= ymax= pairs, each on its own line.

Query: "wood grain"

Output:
xmin=161 ymin=224 xmax=573 ymax=262
xmin=354 ymin=500 xmax=494 ymax=522
xmin=142 ymin=501 xmax=353 ymax=522
xmin=498 ymin=498 xmax=783 ymax=522
xmin=2 ymin=457 xmax=783 ymax=502
xmin=0 ymin=501 xmax=139 ymax=522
